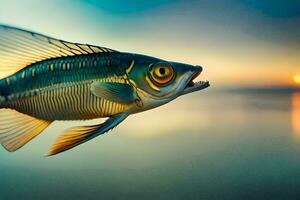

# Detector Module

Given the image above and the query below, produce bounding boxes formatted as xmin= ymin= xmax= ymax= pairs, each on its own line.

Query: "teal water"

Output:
xmin=1 ymin=91 xmax=300 ymax=199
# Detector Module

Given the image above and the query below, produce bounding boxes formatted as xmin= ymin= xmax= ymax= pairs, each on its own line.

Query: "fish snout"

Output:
xmin=194 ymin=65 xmax=203 ymax=73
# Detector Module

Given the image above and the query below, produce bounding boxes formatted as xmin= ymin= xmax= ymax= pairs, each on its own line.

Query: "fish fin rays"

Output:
xmin=0 ymin=25 xmax=118 ymax=77
xmin=0 ymin=109 xmax=52 ymax=152
xmin=47 ymin=113 xmax=128 ymax=156
xmin=91 ymin=82 xmax=137 ymax=104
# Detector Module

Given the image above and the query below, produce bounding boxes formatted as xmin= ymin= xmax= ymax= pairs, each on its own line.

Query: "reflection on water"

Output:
xmin=292 ymin=93 xmax=300 ymax=137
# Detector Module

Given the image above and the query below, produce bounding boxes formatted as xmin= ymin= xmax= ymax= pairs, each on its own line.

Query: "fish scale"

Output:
xmin=0 ymin=52 xmax=131 ymax=96
xmin=0 ymin=53 xmax=132 ymax=120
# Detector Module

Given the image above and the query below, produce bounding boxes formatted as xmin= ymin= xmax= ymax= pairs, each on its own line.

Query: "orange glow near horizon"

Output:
xmin=292 ymin=93 xmax=300 ymax=139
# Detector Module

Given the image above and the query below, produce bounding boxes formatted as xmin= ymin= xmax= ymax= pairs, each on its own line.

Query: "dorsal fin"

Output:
xmin=0 ymin=25 xmax=117 ymax=74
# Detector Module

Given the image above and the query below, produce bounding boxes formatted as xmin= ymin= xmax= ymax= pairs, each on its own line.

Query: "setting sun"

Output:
xmin=294 ymin=75 xmax=300 ymax=85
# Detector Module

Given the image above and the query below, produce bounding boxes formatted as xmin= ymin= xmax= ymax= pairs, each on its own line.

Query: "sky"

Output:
xmin=0 ymin=0 xmax=299 ymax=87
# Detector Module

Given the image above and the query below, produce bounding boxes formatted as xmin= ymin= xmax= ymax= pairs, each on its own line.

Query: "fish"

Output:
xmin=0 ymin=25 xmax=210 ymax=156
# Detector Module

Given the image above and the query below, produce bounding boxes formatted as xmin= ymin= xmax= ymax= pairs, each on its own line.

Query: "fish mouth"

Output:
xmin=181 ymin=71 xmax=210 ymax=95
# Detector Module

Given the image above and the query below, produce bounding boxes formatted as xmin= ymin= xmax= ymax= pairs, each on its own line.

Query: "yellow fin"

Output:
xmin=0 ymin=109 xmax=52 ymax=152
xmin=47 ymin=125 xmax=100 ymax=156
xmin=48 ymin=113 xmax=128 ymax=156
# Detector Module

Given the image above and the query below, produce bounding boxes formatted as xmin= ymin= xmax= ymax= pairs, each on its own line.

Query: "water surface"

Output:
xmin=1 ymin=91 xmax=300 ymax=199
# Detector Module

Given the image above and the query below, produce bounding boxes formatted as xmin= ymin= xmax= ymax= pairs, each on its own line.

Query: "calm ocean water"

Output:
xmin=1 ymin=90 xmax=300 ymax=200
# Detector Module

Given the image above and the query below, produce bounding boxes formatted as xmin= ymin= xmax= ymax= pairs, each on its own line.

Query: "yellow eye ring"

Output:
xmin=149 ymin=63 xmax=175 ymax=86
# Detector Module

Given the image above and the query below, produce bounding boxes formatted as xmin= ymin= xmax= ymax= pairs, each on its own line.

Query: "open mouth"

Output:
xmin=182 ymin=71 xmax=210 ymax=95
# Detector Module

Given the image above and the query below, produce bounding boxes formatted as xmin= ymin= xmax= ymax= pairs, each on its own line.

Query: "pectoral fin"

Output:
xmin=47 ymin=113 xmax=128 ymax=156
xmin=91 ymin=82 xmax=137 ymax=104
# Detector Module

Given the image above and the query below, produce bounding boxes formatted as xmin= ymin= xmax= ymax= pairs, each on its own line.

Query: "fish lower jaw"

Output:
xmin=182 ymin=80 xmax=210 ymax=95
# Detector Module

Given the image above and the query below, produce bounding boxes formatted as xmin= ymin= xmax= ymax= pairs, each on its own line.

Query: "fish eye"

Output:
xmin=149 ymin=63 xmax=175 ymax=86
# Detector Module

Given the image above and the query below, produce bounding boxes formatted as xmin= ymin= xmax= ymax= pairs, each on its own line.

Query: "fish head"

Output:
xmin=128 ymin=55 xmax=210 ymax=111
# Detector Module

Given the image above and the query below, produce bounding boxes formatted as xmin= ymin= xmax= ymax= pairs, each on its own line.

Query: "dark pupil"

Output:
xmin=159 ymin=67 xmax=166 ymax=75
